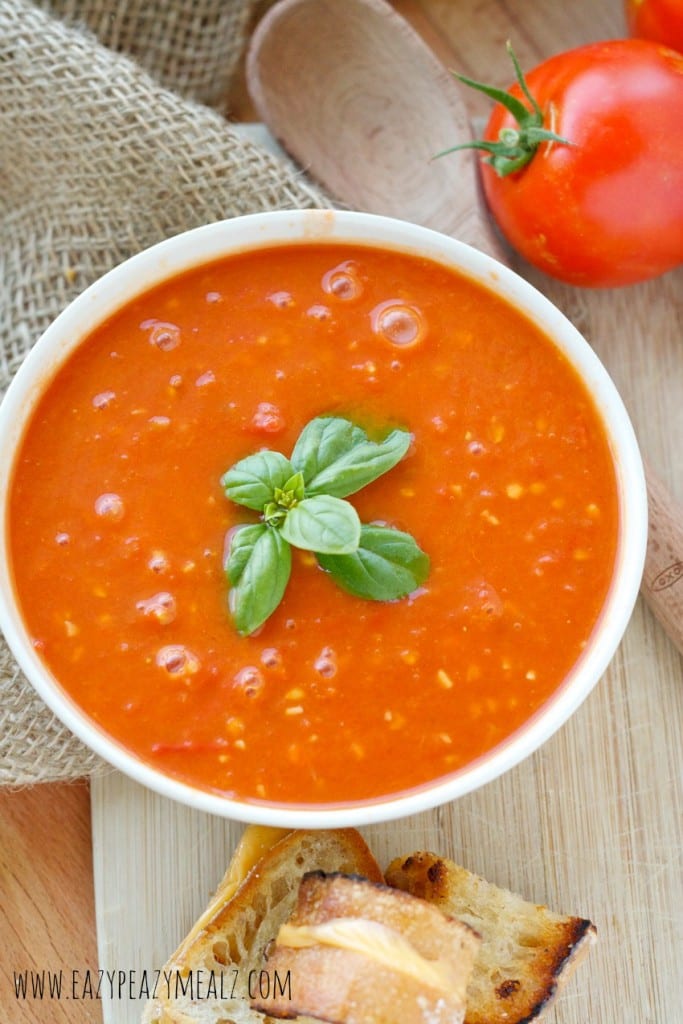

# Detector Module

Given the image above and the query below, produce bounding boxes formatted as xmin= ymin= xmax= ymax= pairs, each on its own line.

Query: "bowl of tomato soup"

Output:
xmin=0 ymin=211 xmax=646 ymax=826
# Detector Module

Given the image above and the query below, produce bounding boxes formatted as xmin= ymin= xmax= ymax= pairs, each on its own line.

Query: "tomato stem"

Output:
xmin=438 ymin=41 xmax=572 ymax=177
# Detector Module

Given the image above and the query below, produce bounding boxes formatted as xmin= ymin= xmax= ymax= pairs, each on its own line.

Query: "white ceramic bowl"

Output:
xmin=0 ymin=210 xmax=647 ymax=826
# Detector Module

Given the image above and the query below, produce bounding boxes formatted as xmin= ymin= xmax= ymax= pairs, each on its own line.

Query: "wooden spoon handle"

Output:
xmin=642 ymin=466 xmax=683 ymax=653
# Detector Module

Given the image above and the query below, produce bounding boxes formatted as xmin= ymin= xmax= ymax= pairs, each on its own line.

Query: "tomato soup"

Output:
xmin=7 ymin=243 xmax=619 ymax=805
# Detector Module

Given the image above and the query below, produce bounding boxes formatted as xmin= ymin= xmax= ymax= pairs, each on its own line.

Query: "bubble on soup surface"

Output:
xmin=234 ymin=665 xmax=265 ymax=698
xmin=463 ymin=579 xmax=504 ymax=623
xmin=148 ymin=550 xmax=170 ymax=573
xmin=251 ymin=401 xmax=285 ymax=434
xmin=94 ymin=493 xmax=125 ymax=521
xmin=370 ymin=301 xmax=424 ymax=347
xmin=156 ymin=645 xmax=200 ymax=676
xmin=92 ymin=390 xmax=116 ymax=409
xmin=314 ymin=646 xmax=338 ymax=678
xmin=306 ymin=304 xmax=331 ymax=320
xmin=147 ymin=322 xmax=181 ymax=351
xmin=261 ymin=647 xmax=283 ymax=669
xmin=136 ymin=591 xmax=177 ymax=625
xmin=321 ymin=261 xmax=363 ymax=300
xmin=267 ymin=290 xmax=294 ymax=308
xmin=468 ymin=440 xmax=488 ymax=456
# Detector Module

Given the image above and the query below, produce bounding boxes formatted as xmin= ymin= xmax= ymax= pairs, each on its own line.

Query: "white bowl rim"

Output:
xmin=0 ymin=209 xmax=648 ymax=827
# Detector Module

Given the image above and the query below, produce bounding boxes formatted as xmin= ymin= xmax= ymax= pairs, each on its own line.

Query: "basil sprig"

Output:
xmin=221 ymin=415 xmax=429 ymax=635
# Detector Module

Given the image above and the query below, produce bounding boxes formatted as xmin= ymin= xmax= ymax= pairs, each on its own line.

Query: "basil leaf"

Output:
xmin=226 ymin=524 xmax=267 ymax=584
xmin=221 ymin=451 xmax=294 ymax=511
xmin=304 ymin=428 xmax=412 ymax=498
xmin=280 ymin=495 xmax=361 ymax=554
xmin=227 ymin=525 xmax=292 ymax=636
xmin=290 ymin=416 xmax=367 ymax=484
xmin=318 ymin=525 xmax=429 ymax=601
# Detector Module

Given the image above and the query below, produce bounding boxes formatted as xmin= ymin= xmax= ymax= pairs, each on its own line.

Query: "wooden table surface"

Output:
xmin=2 ymin=2 xmax=682 ymax=1023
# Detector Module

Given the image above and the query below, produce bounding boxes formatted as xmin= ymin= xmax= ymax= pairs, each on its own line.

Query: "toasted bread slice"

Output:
xmin=252 ymin=871 xmax=481 ymax=1024
xmin=385 ymin=852 xmax=596 ymax=1024
xmin=142 ymin=828 xmax=383 ymax=1024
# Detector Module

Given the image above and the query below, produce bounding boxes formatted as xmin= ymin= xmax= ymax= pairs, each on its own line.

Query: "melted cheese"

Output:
xmin=277 ymin=918 xmax=455 ymax=993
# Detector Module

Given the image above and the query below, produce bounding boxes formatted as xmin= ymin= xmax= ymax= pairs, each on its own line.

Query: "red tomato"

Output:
xmin=626 ymin=0 xmax=683 ymax=53
xmin=477 ymin=40 xmax=683 ymax=287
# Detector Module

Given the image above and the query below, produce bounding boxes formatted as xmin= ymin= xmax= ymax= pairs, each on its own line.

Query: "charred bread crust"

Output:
xmin=385 ymin=852 xmax=596 ymax=1024
xmin=515 ymin=917 xmax=596 ymax=1023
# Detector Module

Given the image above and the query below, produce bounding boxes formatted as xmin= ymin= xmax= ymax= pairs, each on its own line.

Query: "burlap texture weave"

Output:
xmin=0 ymin=0 xmax=326 ymax=784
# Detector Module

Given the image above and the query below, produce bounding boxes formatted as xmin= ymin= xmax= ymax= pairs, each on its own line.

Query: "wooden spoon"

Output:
xmin=247 ymin=0 xmax=683 ymax=656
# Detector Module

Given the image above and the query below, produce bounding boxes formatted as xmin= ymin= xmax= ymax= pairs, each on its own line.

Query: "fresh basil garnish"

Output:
xmin=226 ymin=523 xmax=268 ymax=584
xmin=290 ymin=416 xmax=366 ymax=483
xmin=263 ymin=471 xmax=306 ymax=526
xmin=301 ymin=425 xmax=412 ymax=498
xmin=318 ymin=525 xmax=429 ymax=601
xmin=227 ymin=524 xmax=292 ymax=636
xmin=279 ymin=494 xmax=361 ymax=554
xmin=221 ymin=414 xmax=428 ymax=634
xmin=221 ymin=450 xmax=294 ymax=511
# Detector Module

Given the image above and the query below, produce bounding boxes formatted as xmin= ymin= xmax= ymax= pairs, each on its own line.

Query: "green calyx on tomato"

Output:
xmin=438 ymin=42 xmax=572 ymax=177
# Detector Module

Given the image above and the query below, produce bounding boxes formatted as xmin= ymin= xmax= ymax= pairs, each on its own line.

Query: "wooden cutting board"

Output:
xmin=92 ymin=6 xmax=683 ymax=1024
xmin=91 ymin=199 xmax=683 ymax=1024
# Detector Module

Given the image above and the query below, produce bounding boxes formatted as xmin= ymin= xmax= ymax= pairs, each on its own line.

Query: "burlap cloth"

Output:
xmin=0 ymin=0 xmax=327 ymax=784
